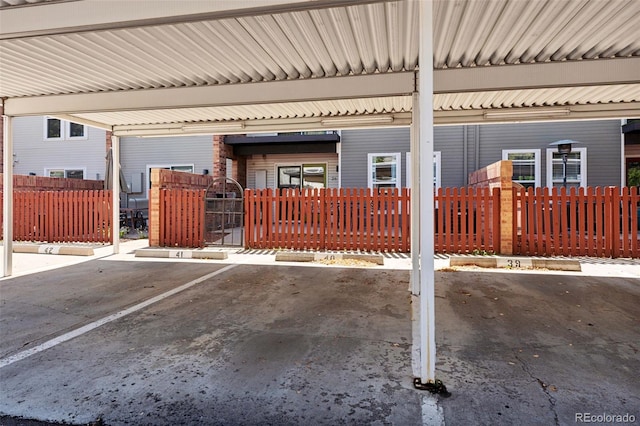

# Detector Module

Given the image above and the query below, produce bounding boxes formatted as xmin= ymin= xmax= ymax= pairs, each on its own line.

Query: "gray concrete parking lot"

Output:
xmin=0 ymin=245 xmax=639 ymax=425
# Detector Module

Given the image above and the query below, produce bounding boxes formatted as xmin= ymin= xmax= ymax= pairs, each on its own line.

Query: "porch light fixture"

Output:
xmin=181 ymin=122 xmax=245 ymax=132
xmin=319 ymin=115 xmax=394 ymax=127
xmin=549 ymin=139 xmax=581 ymax=188
xmin=484 ymin=108 xmax=571 ymax=120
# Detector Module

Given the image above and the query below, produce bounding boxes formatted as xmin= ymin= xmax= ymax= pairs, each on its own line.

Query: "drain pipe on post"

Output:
xmin=463 ymin=126 xmax=468 ymax=185
xmin=2 ymin=111 xmax=13 ymax=277
xmin=111 ymin=135 xmax=120 ymax=255
xmin=410 ymin=91 xmax=421 ymax=377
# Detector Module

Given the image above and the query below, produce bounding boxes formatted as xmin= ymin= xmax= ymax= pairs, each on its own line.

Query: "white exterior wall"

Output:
xmin=246 ymin=153 xmax=339 ymax=189
xmin=11 ymin=116 xmax=106 ymax=179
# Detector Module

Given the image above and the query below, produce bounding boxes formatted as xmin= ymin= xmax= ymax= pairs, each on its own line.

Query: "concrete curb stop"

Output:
xmin=13 ymin=244 xmax=95 ymax=256
xmin=449 ymin=255 xmax=581 ymax=271
xmin=135 ymin=248 xmax=228 ymax=260
xmin=275 ymin=251 xmax=384 ymax=265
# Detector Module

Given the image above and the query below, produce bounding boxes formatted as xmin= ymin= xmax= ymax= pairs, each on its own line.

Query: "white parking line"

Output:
xmin=422 ymin=394 xmax=445 ymax=426
xmin=0 ymin=264 xmax=238 ymax=369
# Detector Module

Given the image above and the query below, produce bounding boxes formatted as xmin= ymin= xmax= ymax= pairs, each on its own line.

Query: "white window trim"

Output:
xmin=44 ymin=167 xmax=87 ymax=179
xmin=66 ymin=121 xmax=88 ymax=141
xmin=406 ymin=151 xmax=440 ymax=189
xmin=546 ymin=147 xmax=587 ymax=188
xmin=368 ymin=152 xmax=401 ymax=189
xmin=43 ymin=117 xmax=88 ymax=141
xmin=146 ymin=164 xmax=195 ymax=196
xmin=502 ymin=148 xmax=541 ymax=188
xmin=43 ymin=117 xmax=63 ymax=141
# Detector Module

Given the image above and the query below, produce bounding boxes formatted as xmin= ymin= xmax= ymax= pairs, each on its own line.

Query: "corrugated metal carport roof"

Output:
xmin=1 ymin=0 xmax=639 ymax=133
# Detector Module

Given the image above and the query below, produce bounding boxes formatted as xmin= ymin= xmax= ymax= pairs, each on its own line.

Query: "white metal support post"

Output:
xmin=111 ymin=135 xmax=120 ymax=254
xmin=419 ymin=0 xmax=436 ymax=384
xmin=2 ymin=114 xmax=13 ymax=277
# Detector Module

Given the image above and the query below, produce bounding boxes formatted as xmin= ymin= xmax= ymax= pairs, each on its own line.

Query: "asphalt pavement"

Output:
xmin=0 ymin=240 xmax=638 ymax=425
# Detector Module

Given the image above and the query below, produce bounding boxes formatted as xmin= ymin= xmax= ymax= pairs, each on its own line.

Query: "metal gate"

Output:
xmin=204 ymin=177 xmax=244 ymax=247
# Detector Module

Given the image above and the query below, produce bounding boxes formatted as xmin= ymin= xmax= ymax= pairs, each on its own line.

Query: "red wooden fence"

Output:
xmin=153 ymin=185 xmax=639 ymax=258
xmin=513 ymin=187 xmax=640 ymax=258
xmin=158 ymin=188 xmax=205 ymax=247
xmin=435 ymin=187 xmax=500 ymax=254
xmin=244 ymin=187 xmax=498 ymax=253
xmin=245 ymin=188 xmax=411 ymax=252
xmin=0 ymin=190 xmax=112 ymax=243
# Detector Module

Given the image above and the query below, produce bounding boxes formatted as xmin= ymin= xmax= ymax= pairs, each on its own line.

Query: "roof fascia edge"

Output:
xmin=434 ymin=102 xmax=640 ymax=126
xmin=49 ymin=114 xmax=114 ymax=131
xmin=3 ymin=72 xmax=415 ymax=117
xmin=434 ymin=57 xmax=640 ymax=94
xmin=0 ymin=0 xmax=387 ymax=40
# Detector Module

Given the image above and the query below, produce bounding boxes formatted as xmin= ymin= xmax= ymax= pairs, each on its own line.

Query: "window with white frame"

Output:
xmin=546 ymin=147 xmax=587 ymax=188
xmin=45 ymin=168 xmax=85 ymax=179
xmin=368 ymin=153 xmax=401 ymax=189
xmin=44 ymin=117 xmax=88 ymax=141
xmin=502 ymin=149 xmax=541 ymax=188
xmin=406 ymin=151 xmax=441 ymax=189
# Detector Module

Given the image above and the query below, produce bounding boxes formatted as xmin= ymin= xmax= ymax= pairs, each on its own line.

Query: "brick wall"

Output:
xmin=0 ymin=173 xmax=104 ymax=191
xmin=0 ymin=104 xmax=4 ymax=175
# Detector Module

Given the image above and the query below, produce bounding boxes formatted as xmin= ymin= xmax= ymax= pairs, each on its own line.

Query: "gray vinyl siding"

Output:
xmin=341 ymin=121 xmax=621 ymax=188
xmin=341 ymin=127 xmax=411 ymax=188
xmin=11 ymin=116 xmax=106 ymax=179
xmin=120 ymin=135 xmax=214 ymax=197
xmin=341 ymin=126 xmax=466 ymax=188
xmin=245 ymin=152 xmax=339 ymax=189
xmin=477 ymin=120 xmax=622 ymax=187
xmin=435 ymin=126 xmax=465 ymax=187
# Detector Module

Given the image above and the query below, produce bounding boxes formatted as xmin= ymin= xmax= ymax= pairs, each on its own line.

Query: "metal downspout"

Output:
xmin=111 ymin=135 xmax=120 ymax=254
xmin=2 ymin=113 xmax=13 ymax=277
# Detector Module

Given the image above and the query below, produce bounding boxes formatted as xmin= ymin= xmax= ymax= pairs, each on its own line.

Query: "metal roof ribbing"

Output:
xmin=2 ymin=0 xmax=638 ymax=99
xmin=0 ymin=1 xmax=417 ymax=98
xmin=435 ymin=84 xmax=640 ymax=111
xmin=69 ymin=96 xmax=413 ymax=127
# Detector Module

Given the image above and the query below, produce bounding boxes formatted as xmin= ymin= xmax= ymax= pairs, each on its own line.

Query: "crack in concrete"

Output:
xmin=514 ymin=352 xmax=559 ymax=426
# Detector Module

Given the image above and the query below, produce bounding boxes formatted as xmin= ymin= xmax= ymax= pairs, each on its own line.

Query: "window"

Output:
xmin=278 ymin=166 xmax=301 ymax=188
xmin=44 ymin=118 xmax=88 ymax=141
xmin=406 ymin=151 xmax=441 ymax=189
xmin=45 ymin=168 xmax=85 ymax=179
xmin=546 ymin=147 xmax=587 ymax=188
xmin=302 ymin=164 xmax=326 ymax=189
xmin=368 ymin=153 xmax=401 ymax=189
xmin=277 ymin=164 xmax=327 ymax=189
xmin=502 ymin=149 xmax=541 ymax=188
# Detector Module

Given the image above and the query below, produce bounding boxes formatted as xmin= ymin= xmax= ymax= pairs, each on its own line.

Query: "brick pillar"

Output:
xmin=236 ymin=155 xmax=247 ymax=188
xmin=106 ymin=130 xmax=113 ymax=154
xmin=498 ymin=161 xmax=513 ymax=255
xmin=0 ymin=104 xmax=4 ymax=174
xmin=468 ymin=159 xmax=514 ymax=255
xmin=149 ymin=168 xmax=160 ymax=247
xmin=212 ymin=135 xmax=226 ymax=179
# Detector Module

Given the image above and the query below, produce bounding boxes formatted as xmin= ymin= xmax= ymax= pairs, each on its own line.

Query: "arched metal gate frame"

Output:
xmin=204 ymin=177 xmax=244 ymax=247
